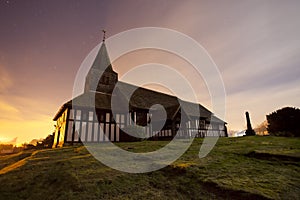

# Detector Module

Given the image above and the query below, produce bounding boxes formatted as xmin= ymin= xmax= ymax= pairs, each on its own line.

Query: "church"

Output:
xmin=52 ymin=38 xmax=228 ymax=148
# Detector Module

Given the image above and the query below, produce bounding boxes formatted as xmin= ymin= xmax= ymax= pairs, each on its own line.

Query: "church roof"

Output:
xmin=53 ymin=81 xmax=224 ymax=124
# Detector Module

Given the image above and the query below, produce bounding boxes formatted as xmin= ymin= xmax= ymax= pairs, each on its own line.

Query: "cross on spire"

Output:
xmin=102 ymin=29 xmax=106 ymax=42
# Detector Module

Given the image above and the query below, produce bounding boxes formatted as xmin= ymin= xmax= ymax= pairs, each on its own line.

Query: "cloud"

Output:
xmin=0 ymin=100 xmax=21 ymax=121
xmin=0 ymin=65 xmax=13 ymax=93
xmin=0 ymin=100 xmax=19 ymax=113
xmin=0 ymin=95 xmax=55 ymax=144
xmin=0 ymin=94 xmax=58 ymax=121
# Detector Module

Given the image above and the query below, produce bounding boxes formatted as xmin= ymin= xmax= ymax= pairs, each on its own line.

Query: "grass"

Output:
xmin=0 ymin=136 xmax=299 ymax=199
xmin=0 ymin=151 xmax=33 ymax=171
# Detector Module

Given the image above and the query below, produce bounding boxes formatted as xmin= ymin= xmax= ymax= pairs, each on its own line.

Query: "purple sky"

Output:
xmin=1 ymin=0 xmax=300 ymax=143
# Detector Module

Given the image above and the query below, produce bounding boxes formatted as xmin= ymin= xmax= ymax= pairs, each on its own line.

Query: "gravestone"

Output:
xmin=245 ymin=111 xmax=256 ymax=136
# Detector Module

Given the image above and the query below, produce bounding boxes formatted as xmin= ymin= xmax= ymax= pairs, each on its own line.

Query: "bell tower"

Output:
xmin=84 ymin=30 xmax=118 ymax=94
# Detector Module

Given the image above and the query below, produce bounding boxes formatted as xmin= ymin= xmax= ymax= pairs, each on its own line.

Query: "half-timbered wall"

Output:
xmin=65 ymin=108 xmax=123 ymax=144
xmin=53 ymin=109 xmax=68 ymax=148
xmin=54 ymin=108 xmax=227 ymax=147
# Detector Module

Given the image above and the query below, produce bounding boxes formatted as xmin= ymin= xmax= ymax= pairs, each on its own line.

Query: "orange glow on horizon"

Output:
xmin=0 ymin=116 xmax=54 ymax=144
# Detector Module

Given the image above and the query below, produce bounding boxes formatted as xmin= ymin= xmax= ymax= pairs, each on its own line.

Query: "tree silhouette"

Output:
xmin=42 ymin=134 xmax=54 ymax=148
xmin=266 ymin=107 xmax=300 ymax=137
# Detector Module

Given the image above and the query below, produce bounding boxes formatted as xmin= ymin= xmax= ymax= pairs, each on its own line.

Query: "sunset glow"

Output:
xmin=1 ymin=1 xmax=300 ymax=143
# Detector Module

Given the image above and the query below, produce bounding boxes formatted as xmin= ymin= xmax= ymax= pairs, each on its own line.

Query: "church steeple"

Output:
xmin=84 ymin=31 xmax=118 ymax=93
xmin=90 ymin=42 xmax=114 ymax=72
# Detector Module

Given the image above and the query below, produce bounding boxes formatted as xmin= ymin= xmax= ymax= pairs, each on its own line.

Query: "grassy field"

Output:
xmin=0 ymin=136 xmax=299 ymax=200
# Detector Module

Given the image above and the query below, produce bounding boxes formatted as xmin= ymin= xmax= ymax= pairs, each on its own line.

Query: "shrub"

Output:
xmin=266 ymin=107 xmax=300 ymax=137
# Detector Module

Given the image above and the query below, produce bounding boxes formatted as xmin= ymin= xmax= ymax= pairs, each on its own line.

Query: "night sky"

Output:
xmin=1 ymin=0 xmax=300 ymax=144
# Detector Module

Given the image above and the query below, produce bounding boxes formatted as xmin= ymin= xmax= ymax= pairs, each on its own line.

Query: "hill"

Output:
xmin=0 ymin=136 xmax=299 ymax=199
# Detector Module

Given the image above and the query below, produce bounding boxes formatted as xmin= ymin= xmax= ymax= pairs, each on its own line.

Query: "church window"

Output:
xmin=88 ymin=111 xmax=93 ymax=121
xmin=76 ymin=110 xmax=81 ymax=120
xmin=106 ymin=113 xmax=110 ymax=122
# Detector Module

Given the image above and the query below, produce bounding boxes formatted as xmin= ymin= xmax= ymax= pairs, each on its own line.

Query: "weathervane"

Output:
xmin=102 ymin=29 xmax=106 ymax=42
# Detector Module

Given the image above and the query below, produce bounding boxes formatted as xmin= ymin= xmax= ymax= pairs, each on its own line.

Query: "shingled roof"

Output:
xmin=53 ymin=80 xmax=225 ymax=124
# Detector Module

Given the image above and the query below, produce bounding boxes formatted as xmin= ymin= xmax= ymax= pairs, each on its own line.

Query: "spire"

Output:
xmin=91 ymin=31 xmax=113 ymax=71
xmin=85 ymin=30 xmax=118 ymax=93
xmin=91 ymin=43 xmax=112 ymax=71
